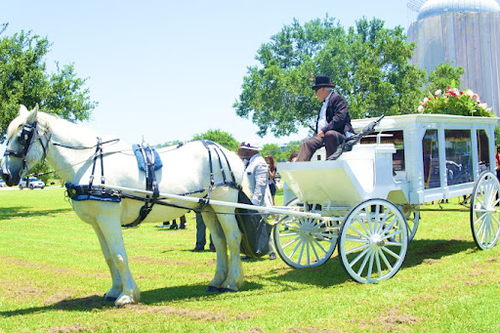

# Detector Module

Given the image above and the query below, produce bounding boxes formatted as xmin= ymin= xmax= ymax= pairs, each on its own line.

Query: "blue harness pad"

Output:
xmin=133 ymin=144 xmax=163 ymax=172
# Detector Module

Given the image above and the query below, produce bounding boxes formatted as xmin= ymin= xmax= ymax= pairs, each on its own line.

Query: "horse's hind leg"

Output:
xmin=95 ymin=217 xmax=140 ymax=306
xmin=92 ymin=224 xmax=122 ymax=302
xmin=201 ymin=210 xmax=229 ymax=291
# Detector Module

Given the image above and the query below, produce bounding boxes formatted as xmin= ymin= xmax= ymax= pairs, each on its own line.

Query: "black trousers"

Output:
xmin=296 ymin=130 xmax=345 ymax=162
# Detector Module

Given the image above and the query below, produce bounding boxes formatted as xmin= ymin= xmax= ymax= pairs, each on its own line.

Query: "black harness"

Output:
xmin=65 ymin=139 xmax=239 ymax=227
xmin=122 ymin=144 xmax=160 ymax=228
xmin=3 ymin=120 xmax=50 ymax=175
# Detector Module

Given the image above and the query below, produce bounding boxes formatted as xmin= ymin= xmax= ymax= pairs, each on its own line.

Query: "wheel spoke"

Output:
xmin=375 ymin=249 xmax=382 ymax=279
xmin=281 ymin=235 xmax=301 ymax=250
xmin=345 ymin=243 xmax=369 ymax=256
xmin=356 ymin=248 xmax=372 ymax=276
xmin=378 ymin=248 xmax=393 ymax=271
xmin=381 ymin=245 xmax=401 ymax=260
xmin=367 ymin=251 xmax=375 ymax=281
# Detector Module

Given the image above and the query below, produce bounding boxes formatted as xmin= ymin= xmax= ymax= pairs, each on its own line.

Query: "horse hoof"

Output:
xmin=103 ymin=296 xmax=117 ymax=302
xmin=219 ymin=288 xmax=237 ymax=293
xmin=206 ymin=286 xmax=219 ymax=292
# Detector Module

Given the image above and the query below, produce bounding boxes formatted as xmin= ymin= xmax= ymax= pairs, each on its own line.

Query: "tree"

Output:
xmin=261 ymin=141 xmax=301 ymax=162
xmin=0 ymin=23 xmax=97 ymax=143
xmin=192 ymin=129 xmax=240 ymax=152
xmin=234 ymin=16 xmax=426 ymax=138
xmin=425 ymin=62 xmax=465 ymax=94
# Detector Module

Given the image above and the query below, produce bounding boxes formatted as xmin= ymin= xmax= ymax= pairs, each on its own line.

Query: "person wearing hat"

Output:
xmin=237 ymin=143 xmax=277 ymax=260
xmin=296 ymin=76 xmax=353 ymax=161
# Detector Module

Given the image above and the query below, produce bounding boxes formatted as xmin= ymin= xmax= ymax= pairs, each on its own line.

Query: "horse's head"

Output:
xmin=1 ymin=105 xmax=50 ymax=186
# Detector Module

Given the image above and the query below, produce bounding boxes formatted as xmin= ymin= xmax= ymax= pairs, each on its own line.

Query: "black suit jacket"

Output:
xmin=317 ymin=93 xmax=353 ymax=135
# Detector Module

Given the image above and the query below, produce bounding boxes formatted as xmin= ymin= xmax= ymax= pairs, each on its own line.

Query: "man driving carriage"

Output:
xmin=296 ymin=75 xmax=354 ymax=161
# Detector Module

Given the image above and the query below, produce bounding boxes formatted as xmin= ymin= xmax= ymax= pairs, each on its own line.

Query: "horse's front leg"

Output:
xmin=96 ymin=216 xmax=140 ymax=306
xmin=217 ymin=211 xmax=243 ymax=292
xmin=91 ymin=224 xmax=122 ymax=302
xmin=202 ymin=211 xmax=228 ymax=291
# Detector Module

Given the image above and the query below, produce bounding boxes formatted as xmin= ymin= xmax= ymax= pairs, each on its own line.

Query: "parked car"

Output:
xmin=19 ymin=177 xmax=45 ymax=190
xmin=0 ymin=179 xmax=5 ymax=187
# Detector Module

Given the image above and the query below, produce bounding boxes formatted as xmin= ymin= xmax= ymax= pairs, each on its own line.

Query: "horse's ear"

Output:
xmin=26 ymin=104 xmax=39 ymax=123
xmin=19 ymin=104 xmax=29 ymax=116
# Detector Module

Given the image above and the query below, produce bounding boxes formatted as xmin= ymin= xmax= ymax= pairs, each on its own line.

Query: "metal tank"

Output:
xmin=407 ymin=0 xmax=500 ymax=116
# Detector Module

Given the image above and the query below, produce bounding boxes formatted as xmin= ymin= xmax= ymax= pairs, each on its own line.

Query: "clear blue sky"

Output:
xmin=1 ymin=0 xmax=415 ymax=147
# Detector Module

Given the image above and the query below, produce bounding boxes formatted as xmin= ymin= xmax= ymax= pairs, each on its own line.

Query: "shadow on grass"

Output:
xmin=0 ymin=282 xmax=265 ymax=317
xmin=253 ymin=238 xmax=479 ymax=288
xmin=0 ymin=238 xmax=480 ymax=317
xmin=0 ymin=206 xmax=73 ymax=221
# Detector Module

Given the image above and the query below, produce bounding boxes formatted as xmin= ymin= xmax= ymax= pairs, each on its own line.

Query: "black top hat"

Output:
xmin=312 ymin=76 xmax=335 ymax=90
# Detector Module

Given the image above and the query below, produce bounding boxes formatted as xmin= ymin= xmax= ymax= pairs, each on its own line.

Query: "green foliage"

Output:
xmin=426 ymin=62 xmax=465 ymax=94
xmin=0 ymin=23 xmax=97 ymax=143
xmin=261 ymin=141 xmax=300 ymax=162
xmin=192 ymin=129 xmax=240 ymax=152
xmin=418 ymin=88 xmax=492 ymax=117
xmin=495 ymin=125 xmax=500 ymax=146
xmin=234 ymin=16 xmax=426 ymax=137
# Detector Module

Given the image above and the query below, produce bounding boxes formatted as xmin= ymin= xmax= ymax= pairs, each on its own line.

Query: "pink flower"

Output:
xmin=435 ymin=89 xmax=442 ymax=96
xmin=418 ymin=105 xmax=424 ymax=113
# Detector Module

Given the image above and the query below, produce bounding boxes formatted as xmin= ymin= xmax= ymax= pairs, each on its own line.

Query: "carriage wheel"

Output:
xmin=274 ymin=197 xmax=338 ymax=268
xmin=339 ymin=199 xmax=408 ymax=283
xmin=398 ymin=205 xmax=420 ymax=242
xmin=470 ymin=171 xmax=500 ymax=250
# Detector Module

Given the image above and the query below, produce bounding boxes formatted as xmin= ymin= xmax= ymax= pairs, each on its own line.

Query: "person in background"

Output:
xmin=238 ymin=143 xmax=276 ymax=260
xmin=296 ymin=75 xmax=353 ymax=161
xmin=170 ymin=215 xmax=186 ymax=229
xmin=265 ymin=154 xmax=278 ymax=205
xmin=191 ymin=212 xmax=216 ymax=252
xmin=496 ymin=145 xmax=500 ymax=180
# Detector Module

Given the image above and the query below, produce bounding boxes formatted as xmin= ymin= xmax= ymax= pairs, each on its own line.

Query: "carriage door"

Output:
xmin=422 ymin=129 xmax=440 ymax=189
xmin=444 ymin=130 xmax=473 ymax=186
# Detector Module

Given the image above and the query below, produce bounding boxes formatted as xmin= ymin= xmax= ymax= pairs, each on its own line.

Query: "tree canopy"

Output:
xmin=192 ymin=129 xmax=240 ymax=152
xmin=234 ymin=16 xmax=427 ymax=138
xmin=0 ymin=23 xmax=98 ymax=143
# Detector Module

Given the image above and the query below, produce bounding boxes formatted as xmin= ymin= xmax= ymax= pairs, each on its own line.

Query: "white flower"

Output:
xmin=479 ymin=102 xmax=488 ymax=109
xmin=435 ymin=89 xmax=442 ymax=96
xmin=423 ymin=97 xmax=429 ymax=103
xmin=417 ymin=105 xmax=424 ymax=113
xmin=465 ymin=89 xmax=475 ymax=97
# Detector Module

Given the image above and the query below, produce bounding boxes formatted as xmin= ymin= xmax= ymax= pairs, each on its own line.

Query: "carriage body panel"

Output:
xmin=279 ymin=114 xmax=499 ymax=207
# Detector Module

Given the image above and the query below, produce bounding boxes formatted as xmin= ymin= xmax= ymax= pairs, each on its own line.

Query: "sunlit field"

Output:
xmin=1 ymin=187 xmax=499 ymax=332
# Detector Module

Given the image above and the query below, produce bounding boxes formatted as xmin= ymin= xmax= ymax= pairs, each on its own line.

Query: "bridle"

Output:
xmin=3 ymin=120 xmax=51 ymax=175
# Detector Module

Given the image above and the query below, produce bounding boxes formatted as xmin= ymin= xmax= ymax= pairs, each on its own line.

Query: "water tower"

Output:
xmin=407 ymin=0 xmax=500 ymax=115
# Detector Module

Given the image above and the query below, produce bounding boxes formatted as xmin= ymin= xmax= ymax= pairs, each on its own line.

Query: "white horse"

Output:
xmin=1 ymin=105 xmax=246 ymax=306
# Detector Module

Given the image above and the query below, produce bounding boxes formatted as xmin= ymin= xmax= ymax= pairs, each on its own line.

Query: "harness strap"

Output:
xmin=123 ymin=144 xmax=160 ymax=228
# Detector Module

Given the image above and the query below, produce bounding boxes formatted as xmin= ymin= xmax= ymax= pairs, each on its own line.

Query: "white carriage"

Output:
xmin=274 ymin=114 xmax=500 ymax=283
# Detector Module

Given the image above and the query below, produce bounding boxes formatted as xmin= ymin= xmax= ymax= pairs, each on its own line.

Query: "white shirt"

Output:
xmin=317 ymin=91 xmax=333 ymax=131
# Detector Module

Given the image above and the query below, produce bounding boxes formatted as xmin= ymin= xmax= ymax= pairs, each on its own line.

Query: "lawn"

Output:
xmin=0 ymin=187 xmax=499 ymax=332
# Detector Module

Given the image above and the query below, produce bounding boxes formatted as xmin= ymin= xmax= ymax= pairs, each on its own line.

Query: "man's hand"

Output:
xmin=318 ymin=130 xmax=325 ymax=138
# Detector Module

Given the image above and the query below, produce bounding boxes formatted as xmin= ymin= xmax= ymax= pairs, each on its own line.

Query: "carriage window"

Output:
xmin=445 ymin=130 xmax=473 ymax=185
xmin=360 ymin=130 xmax=405 ymax=180
xmin=477 ymin=130 xmax=490 ymax=174
xmin=423 ymin=129 xmax=440 ymax=189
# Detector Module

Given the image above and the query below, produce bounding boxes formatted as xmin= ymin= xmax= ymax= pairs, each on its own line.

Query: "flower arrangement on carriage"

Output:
xmin=418 ymin=87 xmax=492 ymax=117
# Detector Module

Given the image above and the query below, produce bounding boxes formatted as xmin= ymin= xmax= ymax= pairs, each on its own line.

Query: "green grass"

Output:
xmin=1 ymin=188 xmax=499 ymax=332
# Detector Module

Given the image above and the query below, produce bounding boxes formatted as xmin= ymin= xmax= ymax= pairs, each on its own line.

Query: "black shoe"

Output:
xmin=179 ymin=223 xmax=186 ymax=229
xmin=191 ymin=247 xmax=204 ymax=252
xmin=169 ymin=223 xmax=178 ymax=230
xmin=269 ymin=252 xmax=277 ymax=260
xmin=241 ymin=255 xmax=251 ymax=260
